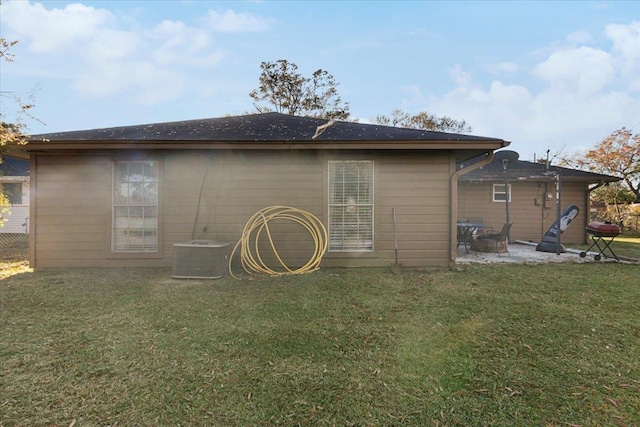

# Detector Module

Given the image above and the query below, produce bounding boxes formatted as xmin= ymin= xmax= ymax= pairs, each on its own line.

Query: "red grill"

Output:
xmin=586 ymin=222 xmax=621 ymax=238
xmin=580 ymin=222 xmax=621 ymax=261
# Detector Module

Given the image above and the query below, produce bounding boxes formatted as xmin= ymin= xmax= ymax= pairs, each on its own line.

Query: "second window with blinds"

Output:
xmin=328 ymin=160 xmax=374 ymax=252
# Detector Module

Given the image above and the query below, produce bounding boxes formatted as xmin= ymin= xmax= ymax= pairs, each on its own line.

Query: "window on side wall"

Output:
xmin=328 ymin=160 xmax=374 ymax=252
xmin=113 ymin=160 xmax=158 ymax=253
xmin=492 ymin=183 xmax=511 ymax=202
xmin=0 ymin=182 xmax=22 ymax=204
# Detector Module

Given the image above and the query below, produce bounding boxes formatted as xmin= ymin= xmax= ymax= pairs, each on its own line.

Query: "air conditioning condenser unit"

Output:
xmin=172 ymin=240 xmax=230 ymax=279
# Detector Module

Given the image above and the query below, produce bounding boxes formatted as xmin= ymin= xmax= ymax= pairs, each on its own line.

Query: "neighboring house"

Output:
xmin=12 ymin=112 xmax=509 ymax=269
xmin=457 ymin=150 xmax=621 ymax=244
xmin=0 ymin=157 xmax=30 ymax=234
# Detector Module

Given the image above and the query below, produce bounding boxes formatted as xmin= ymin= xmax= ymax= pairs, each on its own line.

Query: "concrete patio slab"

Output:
xmin=456 ymin=240 xmax=621 ymax=264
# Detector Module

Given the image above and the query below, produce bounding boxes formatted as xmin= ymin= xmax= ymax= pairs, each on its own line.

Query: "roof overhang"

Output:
xmin=14 ymin=112 xmax=511 ymax=158
xmin=14 ymin=138 xmax=509 ymax=157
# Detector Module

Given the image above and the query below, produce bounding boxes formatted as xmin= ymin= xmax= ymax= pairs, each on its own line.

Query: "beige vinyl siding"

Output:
xmin=31 ymin=149 xmax=453 ymax=269
xmin=458 ymin=180 xmax=589 ymax=244
xmin=373 ymin=151 xmax=451 ymax=268
xmin=549 ymin=181 xmax=589 ymax=244
xmin=32 ymin=156 xmax=112 ymax=268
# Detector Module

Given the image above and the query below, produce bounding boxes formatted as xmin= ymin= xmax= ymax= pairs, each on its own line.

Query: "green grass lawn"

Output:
xmin=1 ymin=264 xmax=639 ymax=426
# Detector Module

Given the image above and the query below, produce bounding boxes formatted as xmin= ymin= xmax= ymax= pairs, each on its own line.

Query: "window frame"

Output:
xmin=492 ymin=183 xmax=512 ymax=203
xmin=327 ymin=159 xmax=375 ymax=253
xmin=111 ymin=159 xmax=160 ymax=254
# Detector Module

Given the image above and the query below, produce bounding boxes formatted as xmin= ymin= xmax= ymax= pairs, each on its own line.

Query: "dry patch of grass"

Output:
xmin=612 ymin=236 xmax=640 ymax=260
xmin=1 ymin=264 xmax=639 ymax=426
xmin=0 ymin=247 xmax=31 ymax=279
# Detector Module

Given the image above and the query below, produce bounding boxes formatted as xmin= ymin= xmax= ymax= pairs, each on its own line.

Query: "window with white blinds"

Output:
xmin=328 ymin=160 xmax=374 ymax=251
xmin=113 ymin=160 xmax=158 ymax=253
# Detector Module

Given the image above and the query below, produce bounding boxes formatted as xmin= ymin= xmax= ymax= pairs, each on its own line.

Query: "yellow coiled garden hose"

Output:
xmin=228 ymin=206 xmax=328 ymax=279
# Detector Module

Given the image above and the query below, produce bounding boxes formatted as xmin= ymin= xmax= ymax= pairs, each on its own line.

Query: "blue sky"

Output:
xmin=1 ymin=0 xmax=639 ymax=161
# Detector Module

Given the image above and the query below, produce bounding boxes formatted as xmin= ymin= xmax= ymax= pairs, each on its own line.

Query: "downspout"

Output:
xmin=450 ymin=151 xmax=496 ymax=264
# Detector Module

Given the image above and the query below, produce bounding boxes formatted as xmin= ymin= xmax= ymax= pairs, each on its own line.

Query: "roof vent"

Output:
xmin=312 ymin=120 xmax=336 ymax=139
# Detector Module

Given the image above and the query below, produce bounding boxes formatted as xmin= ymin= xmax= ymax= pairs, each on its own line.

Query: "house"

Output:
xmin=0 ymin=156 xmax=30 ymax=235
xmin=457 ymin=150 xmax=621 ymax=245
xmin=11 ymin=112 xmax=509 ymax=270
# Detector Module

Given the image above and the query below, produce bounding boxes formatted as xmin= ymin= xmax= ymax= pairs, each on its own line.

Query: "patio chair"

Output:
xmin=457 ymin=218 xmax=486 ymax=253
xmin=466 ymin=217 xmax=485 ymax=237
xmin=472 ymin=223 xmax=512 ymax=255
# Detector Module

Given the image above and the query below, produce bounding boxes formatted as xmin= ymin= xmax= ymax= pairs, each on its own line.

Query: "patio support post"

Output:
xmin=450 ymin=151 xmax=496 ymax=263
xmin=502 ymin=158 xmax=510 ymax=242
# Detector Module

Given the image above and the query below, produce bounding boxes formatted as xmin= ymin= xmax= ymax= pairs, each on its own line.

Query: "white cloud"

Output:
xmin=605 ymin=21 xmax=640 ymax=61
xmin=532 ymin=46 xmax=614 ymax=96
xmin=148 ymin=20 xmax=211 ymax=52
xmin=423 ymin=23 xmax=640 ymax=160
xmin=429 ymin=81 xmax=533 ymax=137
xmin=605 ymin=21 xmax=640 ymax=90
xmin=74 ymin=61 xmax=185 ymax=104
xmin=86 ymin=29 xmax=141 ymax=61
xmin=429 ymin=78 xmax=639 ymax=159
xmin=0 ymin=0 xmax=114 ymax=52
xmin=449 ymin=64 xmax=472 ymax=86
xmin=206 ymin=9 xmax=275 ymax=33
xmin=145 ymin=20 xmax=224 ymax=67
xmin=0 ymin=1 xmax=252 ymax=104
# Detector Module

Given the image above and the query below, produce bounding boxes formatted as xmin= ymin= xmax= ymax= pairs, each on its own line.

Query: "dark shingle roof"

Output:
xmin=31 ymin=112 xmax=504 ymax=143
xmin=460 ymin=150 xmax=620 ymax=183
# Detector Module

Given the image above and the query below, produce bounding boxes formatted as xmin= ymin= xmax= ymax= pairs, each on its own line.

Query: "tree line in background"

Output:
xmin=0 ymin=39 xmax=33 ymax=151
xmin=1 ymin=43 xmax=639 ymax=233
xmin=249 ymin=60 xmax=350 ymax=120
xmin=249 ymin=59 xmax=471 ymax=133
xmin=562 ymin=128 xmax=640 ymax=230
xmin=375 ymin=109 xmax=471 ymax=134
xmin=1 ymin=38 xmax=25 ymax=226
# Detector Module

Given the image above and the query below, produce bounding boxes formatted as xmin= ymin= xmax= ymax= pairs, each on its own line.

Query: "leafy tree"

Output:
xmin=375 ymin=109 xmax=472 ymax=133
xmin=1 ymin=38 xmax=38 ymax=228
xmin=574 ymin=128 xmax=640 ymax=203
xmin=560 ymin=128 xmax=640 ymax=227
xmin=1 ymin=38 xmax=33 ymax=153
xmin=589 ymin=181 xmax=636 ymax=226
xmin=249 ymin=59 xmax=350 ymax=120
